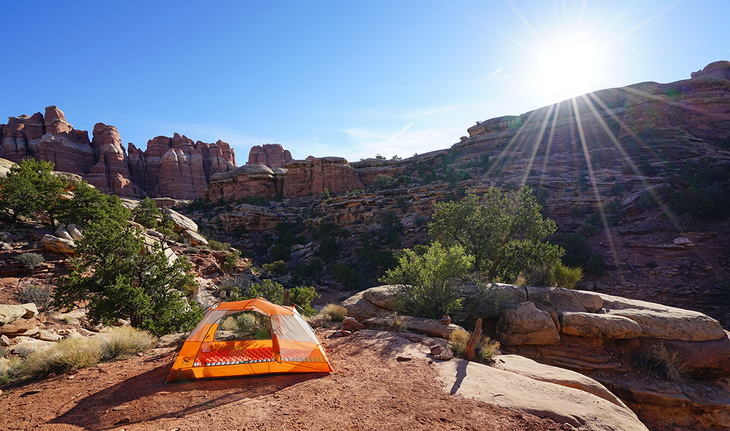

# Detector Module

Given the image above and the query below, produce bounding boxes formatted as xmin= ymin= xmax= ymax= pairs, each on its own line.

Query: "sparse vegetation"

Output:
xmin=262 ymin=260 xmax=287 ymax=276
xmin=17 ymin=285 xmax=53 ymax=312
xmin=19 ymin=327 xmax=157 ymax=378
xmin=634 ymin=343 xmax=686 ymax=383
xmin=320 ymin=304 xmax=347 ymax=322
xmin=22 ymin=337 xmax=102 ymax=377
xmin=222 ymin=312 xmax=270 ymax=340
xmin=99 ymin=326 xmax=157 ymax=361
xmin=448 ymin=328 xmax=500 ymax=363
xmin=552 ymin=262 xmax=584 ymax=289
xmin=208 ymin=239 xmax=231 ymax=251
xmin=15 ymin=252 xmax=45 ymax=271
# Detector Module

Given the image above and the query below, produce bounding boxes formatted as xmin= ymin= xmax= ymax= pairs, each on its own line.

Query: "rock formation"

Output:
xmin=247 ymin=143 xmax=292 ymax=168
xmin=0 ymin=107 xmax=236 ymax=200
xmin=345 ymin=284 xmax=730 ymax=430
xmin=207 ymin=157 xmax=364 ymax=202
xmin=283 ymin=157 xmax=364 ymax=197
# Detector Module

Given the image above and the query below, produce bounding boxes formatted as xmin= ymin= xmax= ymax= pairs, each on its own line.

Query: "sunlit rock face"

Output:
xmin=0 ymin=107 xmax=236 ymax=200
xmin=283 ymin=157 xmax=364 ymax=197
xmin=247 ymin=143 xmax=292 ymax=168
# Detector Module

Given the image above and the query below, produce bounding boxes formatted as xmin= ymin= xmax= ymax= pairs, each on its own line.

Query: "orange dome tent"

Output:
xmin=166 ymin=298 xmax=334 ymax=383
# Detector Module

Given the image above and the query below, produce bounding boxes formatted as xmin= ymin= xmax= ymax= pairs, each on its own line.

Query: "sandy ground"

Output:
xmin=1 ymin=330 xmax=571 ymax=431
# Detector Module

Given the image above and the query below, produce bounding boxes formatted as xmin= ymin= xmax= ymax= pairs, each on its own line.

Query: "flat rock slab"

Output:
xmin=436 ymin=358 xmax=649 ymax=431
xmin=492 ymin=354 xmax=628 ymax=408
xmin=561 ymin=312 xmax=642 ymax=339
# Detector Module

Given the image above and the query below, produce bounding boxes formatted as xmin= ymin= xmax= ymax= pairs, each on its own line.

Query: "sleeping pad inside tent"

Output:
xmin=166 ymin=298 xmax=334 ymax=383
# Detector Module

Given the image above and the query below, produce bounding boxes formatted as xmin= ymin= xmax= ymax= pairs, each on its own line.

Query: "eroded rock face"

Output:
xmin=207 ymin=164 xmax=283 ymax=202
xmin=247 ymin=143 xmax=292 ymax=168
xmin=283 ymin=157 xmax=364 ymax=197
xmin=86 ymin=123 xmax=141 ymax=197
xmin=0 ymin=107 xmax=236 ymax=200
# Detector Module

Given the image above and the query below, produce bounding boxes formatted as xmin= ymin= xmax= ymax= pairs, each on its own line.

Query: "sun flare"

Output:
xmin=533 ymin=33 xmax=604 ymax=102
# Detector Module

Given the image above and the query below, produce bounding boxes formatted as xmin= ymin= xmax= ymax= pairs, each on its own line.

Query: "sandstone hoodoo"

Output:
xmin=247 ymin=143 xmax=293 ymax=168
xmin=0 ymin=107 xmax=236 ymax=200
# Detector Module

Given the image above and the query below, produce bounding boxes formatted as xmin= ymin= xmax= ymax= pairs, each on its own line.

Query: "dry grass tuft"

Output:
xmin=100 ymin=326 xmax=157 ymax=361
xmin=22 ymin=337 xmax=102 ymax=377
xmin=448 ymin=329 xmax=500 ymax=363
xmin=320 ymin=304 xmax=348 ymax=322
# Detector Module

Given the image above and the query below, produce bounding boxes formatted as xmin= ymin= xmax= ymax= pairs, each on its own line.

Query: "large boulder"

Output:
xmin=0 ymin=304 xmax=28 ymax=325
xmin=163 ymin=208 xmax=199 ymax=233
xmin=600 ymin=294 xmax=726 ymax=342
xmin=497 ymin=302 xmax=560 ymax=345
xmin=0 ymin=157 xmax=15 ymax=177
xmin=341 ymin=290 xmax=384 ymax=321
xmin=362 ymin=285 xmax=398 ymax=310
xmin=40 ymin=234 xmax=76 ymax=254
xmin=526 ymin=286 xmax=604 ymax=313
xmin=561 ymin=312 xmax=643 ymax=339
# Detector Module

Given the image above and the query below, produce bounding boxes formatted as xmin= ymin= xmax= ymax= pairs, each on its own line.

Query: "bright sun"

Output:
xmin=533 ymin=33 xmax=604 ymax=102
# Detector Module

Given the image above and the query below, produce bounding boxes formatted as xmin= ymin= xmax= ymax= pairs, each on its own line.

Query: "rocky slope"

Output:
xmin=0 ymin=106 xmax=236 ymax=199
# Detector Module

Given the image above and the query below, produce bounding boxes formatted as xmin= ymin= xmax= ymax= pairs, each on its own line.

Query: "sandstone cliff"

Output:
xmin=0 ymin=107 xmax=236 ymax=199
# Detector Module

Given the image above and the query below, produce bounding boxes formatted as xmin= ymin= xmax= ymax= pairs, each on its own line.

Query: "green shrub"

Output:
xmin=331 ymin=262 xmax=363 ymax=290
xmin=15 ymin=252 xmax=45 ymax=271
xmin=477 ymin=337 xmax=501 ymax=362
xmin=208 ymin=240 xmax=231 ymax=251
xmin=17 ymin=285 xmax=52 ymax=312
xmin=289 ymin=285 xmax=319 ymax=316
xmin=222 ymin=249 xmax=242 ymax=272
xmin=320 ymin=304 xmax=347 ymax=322
xmin=99 ymin=326 xmax=157 ymax=361
xmin=248 ymin=279 xmax=286 ymax=304
xmin=457 ymin=283 xmax=510 ymax=327
xmin=262 ymin=260 xmax=288 ymax=276
xmin=369 ymin=174 xmax=398 ymax=190
xmin=22 ymin=337 xmax=102 ymax=376
xmin=585 ymin=253 xmax=608 ymax=275
xmin=131 ymin=198 xmax=162 ymax=229
xmin=552 ymin=262 xmax=584 ymax=289
xmin=380 ymin=242 xmax=472 ymax=319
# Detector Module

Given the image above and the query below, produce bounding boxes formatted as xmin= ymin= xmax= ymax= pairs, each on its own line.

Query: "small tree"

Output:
xmin=379 ymin=242 xmax=473 ymax=319
xmin=54 ymin=197 xmax=200 ymax=336
xmin=131 ymin=197 xmax=162 ymax=229
xmin=0 ymin=159 xmax=65 ymax=225
xmin=428 ymin=186 xmax=563 ymax=282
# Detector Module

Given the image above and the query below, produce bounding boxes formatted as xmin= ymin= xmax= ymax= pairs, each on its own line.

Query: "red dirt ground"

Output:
xmin=0 ymin=330 xmax=572 ymax=431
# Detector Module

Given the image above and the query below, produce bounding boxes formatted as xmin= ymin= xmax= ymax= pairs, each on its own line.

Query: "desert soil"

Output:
xmin=1 ymin=330 xmax=571 ymax=431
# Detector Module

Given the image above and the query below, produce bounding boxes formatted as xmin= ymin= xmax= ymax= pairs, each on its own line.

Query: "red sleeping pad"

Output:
xmin=194 ymin=347 xmax=323 ymax=367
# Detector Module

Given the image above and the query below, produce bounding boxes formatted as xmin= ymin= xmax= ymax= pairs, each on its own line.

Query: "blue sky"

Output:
xmin=2 ymin=1 xmax=728 ymax=162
